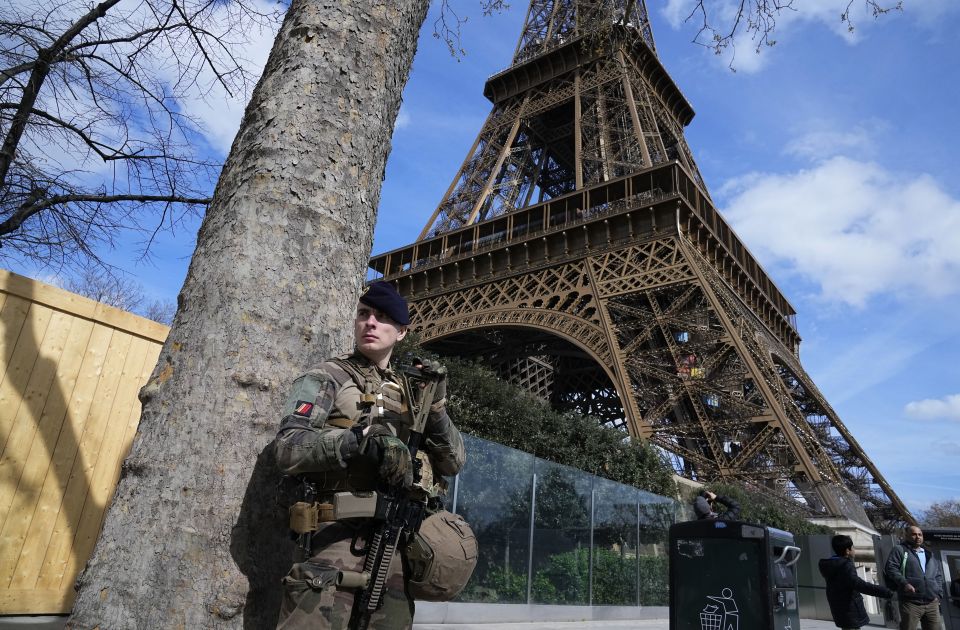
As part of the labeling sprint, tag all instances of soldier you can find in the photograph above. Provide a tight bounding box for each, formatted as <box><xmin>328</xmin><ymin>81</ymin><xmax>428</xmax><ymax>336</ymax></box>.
<box><xmin>275</xmin><ymin>281</ymin><xmax>466</xmax><ymax>629</ymax></box>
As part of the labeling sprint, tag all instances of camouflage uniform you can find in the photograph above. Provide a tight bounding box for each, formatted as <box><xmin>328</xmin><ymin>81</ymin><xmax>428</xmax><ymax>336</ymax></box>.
<box><xmin>275</xmin><ymin>351</ymin><xmax>465</xmax><ymax>630</ymax></box>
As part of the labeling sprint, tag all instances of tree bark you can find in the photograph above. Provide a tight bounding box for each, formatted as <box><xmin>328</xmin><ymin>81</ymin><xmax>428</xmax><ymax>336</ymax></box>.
<box><xmin>67</xmin><ymin>1</ymin><xmax>430</xmax><ymax>627</ymax></box>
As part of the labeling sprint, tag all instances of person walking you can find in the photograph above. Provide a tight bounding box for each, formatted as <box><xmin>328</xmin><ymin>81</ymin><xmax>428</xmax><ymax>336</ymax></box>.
<box><xmin>819</xmin><ymin>534</ymin><xmax>893</xmax><ymax>629</ymax></box>
<box><xmin>884</xmin><ymin>525</ymin><xmax>945</xmax><ymax>630</ymax></box>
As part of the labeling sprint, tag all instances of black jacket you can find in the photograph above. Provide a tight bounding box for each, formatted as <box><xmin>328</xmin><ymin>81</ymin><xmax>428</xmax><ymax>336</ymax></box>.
<box><xmin>884</xmin><ymin>543</ymin><xmax>945</xmax><ymax>603</ymax></box>
<box><xmin>819</xmin><ymin>556</ymin><xmax>893</xmax><ymax>629</ymax></box>
<box><xmin>693</xmin><ymin>494</ymin><xmax>741</xmax><ymax>520</ymax></box>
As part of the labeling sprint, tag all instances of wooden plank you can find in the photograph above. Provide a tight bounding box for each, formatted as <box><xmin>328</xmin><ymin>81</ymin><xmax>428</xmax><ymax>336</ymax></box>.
<box><xmin>17</xmin><ymin>323</ymin><xmax>111</xmax><ymax>600</ymax></box>
<box><xmin>0</xmin><ymin>587</ymin><xmax>73</xmax><ymax>615</ymax></box>
<box><xmin>91</xmin><ymin>337</ymin><xmax>160</xmax><ymax>556</ymax></box>
<box><xmin>34</xmin><ymin>330</ymin><xmax>132</xmax><ymax>592</ymax></box>
<box><xmin>64</xmin><ymin>334</ymin><xmax>152</xmax><ymax>586</ymax></box>
<box><xmin>0</xmin><ymin>270</ymin><xmax>169</xmax><ymax>343</ymax></box>
<box><xmin>3</xmin><ymin>317</ymin><xmax>95</xmax><ymax>590</ymax></box>
<box><xmin>0</xmin><ymin>303</ymin><xmax>52</xmax><ymax>451</ymax></box>
<box><xmin>0</xmin><ymin>293</ymin><xmax>30</xmax><ymax>385</ymax></box>
<box><xmin>8</xmin><ymin>324</ymin><xmax>113</xmax><ymax>613</ymax></box>
<box><xmin>0</xmin><ymin>308</ymin><xmax>72</xmax><ymax>533</ymax></box>
<box><xmin>113</xmin><ymin>338</ymin><xmax>160</xmax><ymax>489</ymax></box>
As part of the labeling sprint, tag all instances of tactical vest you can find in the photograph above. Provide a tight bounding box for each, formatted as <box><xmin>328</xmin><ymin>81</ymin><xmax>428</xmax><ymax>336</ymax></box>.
<box><xmin>306</xmin><ymin>353</ymin><xmax>413</xmax><ymax>492</ymax></box>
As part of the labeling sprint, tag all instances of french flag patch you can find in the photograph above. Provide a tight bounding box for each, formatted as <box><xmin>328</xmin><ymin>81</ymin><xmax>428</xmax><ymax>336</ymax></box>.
<box><xmin>294</xmin><ymin>401</ymin><xmax>314</xmax><ymax>417</ymax></box>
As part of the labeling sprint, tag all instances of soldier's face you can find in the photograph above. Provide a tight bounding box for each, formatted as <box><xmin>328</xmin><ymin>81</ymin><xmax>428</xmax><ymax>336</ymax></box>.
<box><xmin>354</xmin><ymin>305</ymin><xmax>407</xmax><ymax>361</ymax></box>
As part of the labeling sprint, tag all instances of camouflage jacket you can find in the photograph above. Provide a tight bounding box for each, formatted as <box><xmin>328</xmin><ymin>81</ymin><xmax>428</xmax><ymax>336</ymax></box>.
<box><xmin>275</xmin><ymin>352</ymin><xmax>465</xmax><ymax>490</ymax></box>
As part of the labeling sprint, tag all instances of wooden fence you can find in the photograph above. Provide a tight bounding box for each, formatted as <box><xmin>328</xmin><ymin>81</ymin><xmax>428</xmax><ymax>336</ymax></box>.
<box><xmin>0</xmin><ymin>270</ymin><xmax>169</xmax><ymax>614</ymax></box>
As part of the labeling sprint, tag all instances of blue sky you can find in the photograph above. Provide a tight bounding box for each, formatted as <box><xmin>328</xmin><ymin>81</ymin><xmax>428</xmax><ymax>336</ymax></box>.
<box><xmin>5</xmin><ymin>0</ymin><xmax>958</xmax><ymax>515</ymax></box>
<box><xmin>378</xmin><ymin>1</ymin><xmax>960</xmax><ymax>516</ymax></box>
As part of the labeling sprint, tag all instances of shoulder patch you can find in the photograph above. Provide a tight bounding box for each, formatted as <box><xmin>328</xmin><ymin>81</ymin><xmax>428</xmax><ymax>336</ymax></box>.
<box><xmin>293</xmin><ymin>401</ymin><xmax>314</xmax><ymax>417</ymax></box>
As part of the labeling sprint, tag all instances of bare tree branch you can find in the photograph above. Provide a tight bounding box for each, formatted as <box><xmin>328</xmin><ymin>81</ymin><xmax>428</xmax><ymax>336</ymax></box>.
<box><xmin>0</xmin><ymin>0</ymin><xmax>124</xmax><ymax>186</ymax></box>
<box><xmin>681</xmin><ymin>0</ymin><xmax>902</xmax><ymax>65</ymax></box>
<box><xmin>0</xmin><ymin>0</ymin><xmax>281</xmax><ymax>269</ymax></box>
<box><xmin>0</xmin><ymin>191</ymin><xmax>210</xmax><ymax>237</ymax></box>
<box><xmin>434</xmin><ymin>0</ymin><xmax>509</xmax><ymax>59</ymax></box>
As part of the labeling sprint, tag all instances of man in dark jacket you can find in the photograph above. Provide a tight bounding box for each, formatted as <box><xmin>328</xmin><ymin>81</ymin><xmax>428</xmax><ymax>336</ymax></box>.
<box><xmin>884</xmin><ymin>526</ymin><xmax>945</xmax><ymax>630</ymax></box>
<box><xmin>819</xmin><ymin>535</ymin><xmax>893</xmax><ymax>629</ymax></box>
<box><xmin>693</xmin><ymin>490</ymin><xmax>741</xmax><ymax>520</ymax></box>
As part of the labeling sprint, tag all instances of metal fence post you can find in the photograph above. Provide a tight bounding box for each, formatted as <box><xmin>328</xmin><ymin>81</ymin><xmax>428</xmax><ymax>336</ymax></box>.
<box><xmin>451</xmin><ymin>472</ymin><xmax>460</xmax><ymax>514</ymax></box>
<box><xmin>636</xmin><ymin>500</ymin><xmax>642</xmax><ymax>607</ymax></box>
<box><xmin>527</xmin><ymin>471</ymin><xmax>538</xmax><ymax>605</ymax></box>
<box><xmin>589</xmin><ymin>485</ymin><xmax>596</xmax><ymax>606</ymax></box>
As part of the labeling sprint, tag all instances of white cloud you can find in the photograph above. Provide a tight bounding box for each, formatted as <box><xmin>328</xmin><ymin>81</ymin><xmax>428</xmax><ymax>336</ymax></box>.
<box><xmin>809</xmin><ymin>324</ymin><xmax>927</xmax><ymax>404</ymax></box>
<box><xmin>908</xmin><ymin>0</ymin><xmax>960</xmax><ymax>29</ymax></box>
<box><xmin>938</xmin><ymin>441</ymin><xmax>960</xmax><ymax>456</ymax></box>
<box><xmin>394</xmin><ymin>107</ymin><xmax>412</xmax><ymax>131</ymax></box>
<box><xmin>720</xmin><ymin>35</ymin><xmax>772</xmax><ymax>74</ymax></box>
<box><xmin>661</xmin><ymin>0</ymin><xmax>692</xmax><ymax>29</ymax></box>
<box><xmin>656</xmin><ymin>0</ymin><xmax>915</xmax><ymax>73</ymax></box>
<box><xmin>784</xmin><ymin>124</ymin><xmax>878</xmax><ymax>160</ymax></box>
<box><xmin>719</xmin><ymin>156</ymin><xmax>960</xmax><ymax>306</ymax></box>
<box><xmin>155</xmin><ymin>0</ymin><xmax>281</xmax><ymax>156</ymax></box>
<box><xmin>904</xmin><ymin>394</ymin><xmax>960</xmax><ymax>421</ymax></box>
<box><xmin>657</xmin><ymin>0</ymin><xmax>778</xmax><ymax>73</ymax></box>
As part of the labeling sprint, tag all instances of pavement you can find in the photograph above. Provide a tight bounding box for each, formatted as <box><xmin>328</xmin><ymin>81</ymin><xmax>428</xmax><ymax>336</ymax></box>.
<box><xmin>413</xmin><ymin>619</ymin><xmax>840</xmax><ymax>630</ymax></box>
<box><xmin>413</xmin><ymin>619</ymin><xmax>837</xmax><ymax>630</ymax></box>
<box><xmin>0</xmin><ymin>615</ymin><xmax>845</xmax><ymax>629</ymax></box>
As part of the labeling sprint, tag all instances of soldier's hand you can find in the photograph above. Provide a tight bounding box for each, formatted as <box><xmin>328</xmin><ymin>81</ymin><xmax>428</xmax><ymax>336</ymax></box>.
<box><xmin>413</xmin><ymin>358</ymin><xmax>447</xmax><ymax>411</ymax></box>
<box><xmin>431</xmin><ymin>367</ymin><xmax>447</xmax><ymax>408</ymax></box>
<box><xmin>365</xmin><ymin>433</ymin><xmax>413</xmax><ymax>487</ymax></box>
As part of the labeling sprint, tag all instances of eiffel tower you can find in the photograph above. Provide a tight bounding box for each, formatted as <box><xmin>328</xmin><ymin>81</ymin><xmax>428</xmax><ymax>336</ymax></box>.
<box><xmin>369</xmin><ymin>0</ymin><xmax>911</xmax><ymax>528</ymax></box>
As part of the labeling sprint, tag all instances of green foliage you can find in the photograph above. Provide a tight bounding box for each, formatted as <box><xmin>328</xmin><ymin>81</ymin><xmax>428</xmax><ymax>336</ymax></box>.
<box><xmin>638</xmin><ymin>555</ymin><xmax>669</xmax><ymax>605</ymax></box>
<box><xmin>533</xmin><ymin>546</ymin><xmax>589</xmax><ymax>604</ymax></box>
<box><xmin>462</xmin><ymin>548</ymin><xmax>669</xmax><ymax>605</ymax></box>
<box><xmin>401</xmin><ymin>345</ymin><xmax>676</xmax><ymax>497</ymax></box>
<box><xmin>460</xmin><ymin>566</ymin><xmax>528</xmax><ymax>603</ymax></box>
<box><xmin>395</xmin><ymin>337</ymin><xmax>679</xmax><ymax>605</ymax></box>
<box><xmin>706</xmin><ymin>482</ymin><xmax>833</xmax><ymax>535</ymax></box>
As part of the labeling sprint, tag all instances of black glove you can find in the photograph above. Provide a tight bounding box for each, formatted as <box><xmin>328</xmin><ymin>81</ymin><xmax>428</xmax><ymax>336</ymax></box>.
<box><xmin>338</xmin><ymin>426</ymin><xmax>361</xmax><ymax>462</ymax></box>
<box><xmin>413</xmin><ymin>358</ymin><xmax>447</xmax><ymax>411</ymax></box>
<box><xmin>361</xmin><ymin>425</ymin><xmax>413</xmax><ymax>487</ymax></box>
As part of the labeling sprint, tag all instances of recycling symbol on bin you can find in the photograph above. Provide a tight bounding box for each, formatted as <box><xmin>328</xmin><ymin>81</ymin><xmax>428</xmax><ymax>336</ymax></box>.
<box><xmin>699</xmin><ymin>588</ymin><xmax>739</xmax><ymax>630</ymax></box>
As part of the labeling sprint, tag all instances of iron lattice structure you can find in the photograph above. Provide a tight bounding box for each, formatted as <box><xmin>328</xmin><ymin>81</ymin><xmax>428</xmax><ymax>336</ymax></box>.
<box><xmin>370</xmin><ymin>0</ymin><xmax>911</xmax><ymax>529</ymax></box>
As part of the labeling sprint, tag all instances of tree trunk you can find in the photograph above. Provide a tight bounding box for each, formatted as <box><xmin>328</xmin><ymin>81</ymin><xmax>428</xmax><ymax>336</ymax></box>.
<box><xmin>67</xmin><ymin>1</ymin><xmax>430</xmax><ymax>627</ymax></box>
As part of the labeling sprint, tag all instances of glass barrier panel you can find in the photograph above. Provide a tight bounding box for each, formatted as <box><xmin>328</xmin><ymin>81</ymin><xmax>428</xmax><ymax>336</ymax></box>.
<box><xmin>638</xmin><ymin>490</ymin><xmax>676</xmax><ymax>605</ymax></box>
<box><xmin>455</xmin><ymin>435</ymin><xmax>535</xmax><ymax>603</ymax></box>
<box><xmin>591</xmin><ymin>478</ymin><xmax>640</xmax><ymax>605</ymax></box>
<box><xmin>530</xmin><ymin>459</ymin><xmax>593</xmax><ymax>605</ymax></box>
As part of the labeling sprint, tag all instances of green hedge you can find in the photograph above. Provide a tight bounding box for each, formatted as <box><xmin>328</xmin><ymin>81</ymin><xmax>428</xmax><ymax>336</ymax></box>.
<box><xmin>704</xmin><ymin>482</ymin><xmax>833</xmax><ymax>535</ymax></box>
<box><xmin>392</xmin><ymin>338</ymin><xmax>676</xmax><ymax>498</ymax></box>
<box><xmin>459</xmin><ymin>548</ymin><xmax>669</xmax><ymax>606</ymax></box>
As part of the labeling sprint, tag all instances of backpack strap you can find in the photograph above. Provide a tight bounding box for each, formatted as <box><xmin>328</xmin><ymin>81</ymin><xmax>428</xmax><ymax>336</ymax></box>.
<box><xmin>327</xmin><ymin>356</ymin><xmax>377</xmax><ymax>428</ymax></box>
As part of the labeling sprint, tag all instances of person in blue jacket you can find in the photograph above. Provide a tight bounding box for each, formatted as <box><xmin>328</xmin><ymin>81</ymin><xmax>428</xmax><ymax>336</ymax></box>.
<box><xmin>819</xmin><ymin>535</ymin><xmax>893</xmax><ymax>629</ymax></box>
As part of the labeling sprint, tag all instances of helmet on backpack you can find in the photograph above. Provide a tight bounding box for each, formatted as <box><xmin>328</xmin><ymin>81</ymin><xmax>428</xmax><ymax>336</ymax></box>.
<box><xmin>405</xmin><ymin>510</ymin><xmax>478</xmax><ymax>601</ymax></box>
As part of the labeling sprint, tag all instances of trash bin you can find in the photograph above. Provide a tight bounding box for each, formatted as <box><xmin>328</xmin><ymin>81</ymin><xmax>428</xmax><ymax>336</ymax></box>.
<box><xmin>670</xmin><ymin>519</ymin><xmax>802</xmax><ymax>630</ymax></box>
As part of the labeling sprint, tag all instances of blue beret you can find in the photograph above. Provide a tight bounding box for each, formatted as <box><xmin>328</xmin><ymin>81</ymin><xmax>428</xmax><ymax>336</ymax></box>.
<box><xmin>360</xmin><ymin>281</ymin><xmax>410</xmax><ymax>326</ymax></box>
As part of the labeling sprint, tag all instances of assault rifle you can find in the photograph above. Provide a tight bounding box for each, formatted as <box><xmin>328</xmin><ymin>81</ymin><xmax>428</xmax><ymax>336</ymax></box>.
<box><xmin>344</xmin><ymin>360</ymin><xmax>446</xmax><ymax>630</ymax></box>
